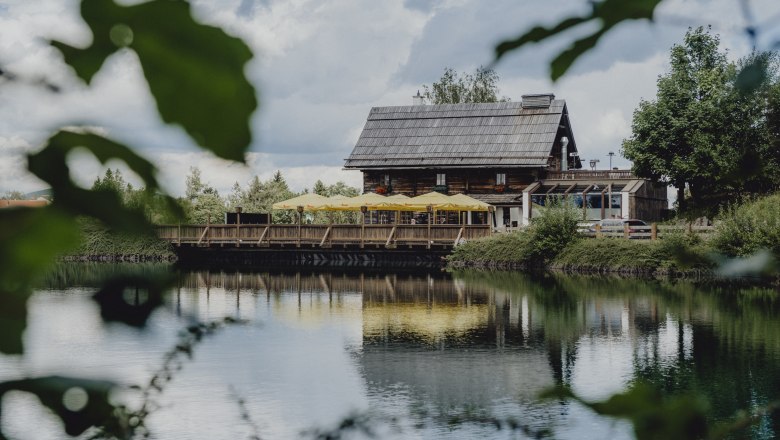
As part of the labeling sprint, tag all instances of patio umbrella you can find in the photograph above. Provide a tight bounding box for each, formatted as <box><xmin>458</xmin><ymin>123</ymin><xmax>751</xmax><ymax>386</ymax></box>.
<box><xmin>330</xmin><ymin>192</ymin><xmax>389</xmax><ymax>210</ymax></box>
<box><xmin>271</xmin><ymin>193</ymin><xmax>329</xmax><ymax>210</ymax></box>
<box><xmin>449</xmin><ymin>193</ymin><xmax>491</xmax><ymax>211</ymax></box>
<box><xmin>395</xmin><ymin>191</ymin><xmax>459</xmax><ymax>211</ymax></box>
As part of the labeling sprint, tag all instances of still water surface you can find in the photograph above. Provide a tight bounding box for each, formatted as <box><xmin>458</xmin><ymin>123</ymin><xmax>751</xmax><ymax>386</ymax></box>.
<box><xmin>2</xmin><ymin>264</ymin><xmax>780</xmax><ymax>439</ymax></box>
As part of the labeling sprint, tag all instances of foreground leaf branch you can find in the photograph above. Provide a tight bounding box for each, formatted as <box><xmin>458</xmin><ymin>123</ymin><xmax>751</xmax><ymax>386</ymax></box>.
<box><xmin>51</xmin><ymin>0</ymin><xmax>257</xmax><ymax>161</ymax></box>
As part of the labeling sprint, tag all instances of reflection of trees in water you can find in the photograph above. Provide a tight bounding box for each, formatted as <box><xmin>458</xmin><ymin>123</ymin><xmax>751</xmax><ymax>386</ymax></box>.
<box><xmin>458</xmin><ymin>270</ymin><xmax>780</xmax><ymax>436</ymax></box>
<box><xmin>43</xmin><ymin>264</ymin><xmax>780</xmax><ymax>435</ymax></box>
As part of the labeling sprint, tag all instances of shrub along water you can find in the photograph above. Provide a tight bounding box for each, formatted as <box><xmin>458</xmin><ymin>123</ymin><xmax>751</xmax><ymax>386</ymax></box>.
<box><xmin>711</xmin><ymin>193</ymin><xmax>780</xmax><ymax>258</ymax></box>
<box><xmin>448</xmin><ymin>201</ymin><xmax>581</xmax><ymax>268</ymax></box>
<box><xmin>66</xmin><ymin>218</ymin><xmax>175</xmax><ymax>262</ymax></box>
<box><xmin>449</xmin><ymin>203</ymin><xmax>716</xmax><ymax>274</ymax></box>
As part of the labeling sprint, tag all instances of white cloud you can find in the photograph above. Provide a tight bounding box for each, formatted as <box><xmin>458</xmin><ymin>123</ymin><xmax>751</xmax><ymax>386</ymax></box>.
<box><xmin>1</xmin><ymin>0</ymin><xmax>778</xmax><ymax>196</ymax></box>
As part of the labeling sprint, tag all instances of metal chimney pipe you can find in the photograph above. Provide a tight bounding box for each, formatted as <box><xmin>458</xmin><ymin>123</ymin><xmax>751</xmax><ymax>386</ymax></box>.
<box><xmin>412</xmin><ymin>90</ymin><xmax>424</xmax><ymax>105</ymax></box>
<box><xmin>561</xmin><ymin>136</ymin><xmax>569</xmax><ymax>171</ymax></box>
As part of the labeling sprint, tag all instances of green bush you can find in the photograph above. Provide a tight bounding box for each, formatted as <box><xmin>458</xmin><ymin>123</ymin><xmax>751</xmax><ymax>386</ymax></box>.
<box><xmin>70</xmin><ymin>218</ymin><xmax>175</xmax><ymax>259</ymax></box>
<box><xmin>526</xmin><ymin>201</ymin><xmax>581</xmax><ymax>261</ymax></box>
<box><xmin>448</xmin><ymin>202</ymin><xmax>580</xmax><ymax>267</ymax></box>
<box><xmin>712</xmin><ymin>193</ymin><xmax>780</xmax><ymax>257</ymax></box>
<box><xmin>553</xmin><ymin>239</ymin><xmax>663</xmax><ymax>272</ymax></box>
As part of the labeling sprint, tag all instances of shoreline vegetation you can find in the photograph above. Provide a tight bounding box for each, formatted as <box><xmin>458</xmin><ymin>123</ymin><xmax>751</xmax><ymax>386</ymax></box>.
<box><xmin>63</xmin><ymin>218</ymin><xmax>176</xmax><ymax>263</ymax></box>
<box><xmin>447</xmin><ymin>194</ymin><xmax>780</xmax><ymax>280</ymax></box>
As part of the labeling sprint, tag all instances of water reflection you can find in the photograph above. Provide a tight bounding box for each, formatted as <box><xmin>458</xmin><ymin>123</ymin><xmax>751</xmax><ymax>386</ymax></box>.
<box><xmin>9</xmin><ymin>265</ymin><xmax>780</xmax><ymax>439</ymax></box>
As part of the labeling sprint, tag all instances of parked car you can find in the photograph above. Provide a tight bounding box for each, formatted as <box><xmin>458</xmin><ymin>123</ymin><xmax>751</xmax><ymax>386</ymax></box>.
<box><xmin>589</xmin><ymin>219</ymin><xmax>649</xmax><ymax>238</ymax></box>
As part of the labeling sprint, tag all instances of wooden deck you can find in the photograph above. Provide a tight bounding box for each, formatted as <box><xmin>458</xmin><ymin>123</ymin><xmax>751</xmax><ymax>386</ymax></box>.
<box><xmin>156</xmin><ymin>224</ymin><xmax>492</xmax><ymax>250</ymax></box>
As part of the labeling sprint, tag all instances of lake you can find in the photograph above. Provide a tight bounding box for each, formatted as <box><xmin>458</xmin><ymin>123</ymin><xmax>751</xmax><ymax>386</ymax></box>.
<box><xmin>2</xmin><ymin>264</ymin><xmax>779</xmax><ymax>439</ymax></box>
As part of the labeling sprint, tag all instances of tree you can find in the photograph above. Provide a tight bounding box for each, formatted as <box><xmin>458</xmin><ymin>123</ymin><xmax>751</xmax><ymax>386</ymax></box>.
<box><xmin>422</xmin><ymin>66</ymin><xmax>508</xmax><ymax>104</ymax></box>
<box><xmin>184</xmin><ymin>167</ymin><xmax>205</xmax><ymax>202</ymax></box>
<box><xmin>1</xmin><ymin>190</ymin><xmax>25</xmax><ymax>200</ymax></box>
<box><xmin>621</xmin><ymin>27</ymin><xmax>779</xmax><ymax>215</ymax></box>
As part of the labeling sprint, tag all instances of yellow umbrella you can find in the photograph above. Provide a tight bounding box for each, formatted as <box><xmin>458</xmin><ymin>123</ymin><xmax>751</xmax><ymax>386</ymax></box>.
<box><xmin>393</xmin><ymin>191</ymin><xmax>459</xmax><ymax>211</ymax></box>
<box><xmin>271</xmin><ymin>193</ymin><xmax>329</xmax><ymax>210</ymax></box>
<box><xmin>332</xmin><ymin>192</ymin><xmax>389</xmax><ymax>211</ymax></box>
<box><xmin>387</xmin><ymin>194</ymin><xmax>409</xmax><ymax>199</ymax></box>
<box><xmin>449</xmin><ymin>193</ymin><xmax>491</xmax><ymax>211</ymax></box>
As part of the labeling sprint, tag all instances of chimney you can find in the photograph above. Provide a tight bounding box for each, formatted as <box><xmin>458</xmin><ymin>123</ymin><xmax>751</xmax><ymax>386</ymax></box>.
<box><xmin>521</xmin><ymin>93</ymin><xmax>555</xmax><ymax>109</ymax></box>
<box><xmin>560</xmin><ymin>137</ymin><xmax>569</xmax><ymax>171</ymax></box>
<box><xmin>412</xmin><ymin>90</ymin><xmax>424</xmax><ymax>106</ymax></box>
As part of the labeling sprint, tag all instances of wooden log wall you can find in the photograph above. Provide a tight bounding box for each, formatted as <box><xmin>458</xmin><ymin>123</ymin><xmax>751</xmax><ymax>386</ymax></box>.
<box><xmin>363</xmin><ymin>169</ymin><xmax>537</xmax><ymax>195</ymax></box>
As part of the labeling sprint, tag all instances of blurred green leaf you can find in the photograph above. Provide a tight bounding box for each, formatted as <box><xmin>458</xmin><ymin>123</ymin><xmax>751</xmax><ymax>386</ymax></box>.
<box><xmin>93</xmin><ymin>274</ymin><xmax>171</xmax><ymax>327</ymax></box>
<box><xmin>495</xmin><ymin>0</ymin><xmax>662</xmax><ymax>81</ymax></box>
<box><xmin>542</xmin><ymin>383</ymin><xmax>709</xmax><ymax>440</ymax></box>
<box><xmin>0</xmin><ymin>208</ymin><xmax>80</xmax><ymax>354</ymax></box>
<box><xmin>735</xmin><ymin>52</ymin><xmax>773</xmax><ymax>95</ymax></box>
<box><xmin>51</xmin><ymin>0</ymin><xmax>257</xmax><ymax>161</ymax></box>
<box><xmin>28</xmin><ymin>130</ymin><xmax>182</xmax><ymax>233</ymax></box>
<box><xmin>0</xmin><ymin>376</ymin><xmax>120</xmax><ymax>438</ymax></box>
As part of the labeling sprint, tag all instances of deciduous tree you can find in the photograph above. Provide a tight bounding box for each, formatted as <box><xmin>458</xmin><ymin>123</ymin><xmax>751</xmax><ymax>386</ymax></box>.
<box><xmin>621</xmin><ymin>27</ymin><xmax>779</xmax><ymax>215</ymax></box>
<box><xmin>422</xmin><ymin>66</ymin><xmax>508</xmax><ymax>104</ymax></box>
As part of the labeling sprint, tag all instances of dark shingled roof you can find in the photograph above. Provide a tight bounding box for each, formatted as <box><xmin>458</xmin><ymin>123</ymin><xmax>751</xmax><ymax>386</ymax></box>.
<box><xmin>344</xmin><ymin>100</ymin><xmax>577</xmax><ymax>169</ymax></box>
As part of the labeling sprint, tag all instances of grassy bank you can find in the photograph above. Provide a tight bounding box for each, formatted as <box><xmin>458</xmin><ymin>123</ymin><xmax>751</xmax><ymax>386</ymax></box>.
<box><xmin>63</xmin><ymin>218</ymin><xmax>176</xmax><ymax>262</ymax></box>
<box><xmin>448</xmin><ymin>194</ymin><xmax>780</xmax><ymax>276</ymax></box>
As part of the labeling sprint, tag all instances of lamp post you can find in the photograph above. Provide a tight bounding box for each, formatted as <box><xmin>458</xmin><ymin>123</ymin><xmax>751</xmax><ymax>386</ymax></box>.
<box><xmin>608</xmin><ymin>152</ymin><xmax>615</xmax><ymax>170</ymax></box>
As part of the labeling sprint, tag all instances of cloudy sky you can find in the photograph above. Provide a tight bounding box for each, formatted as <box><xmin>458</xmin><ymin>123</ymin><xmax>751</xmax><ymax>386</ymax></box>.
<box><xmin>1</xmin><ymin>0</ymin><xmax>779</xmax><ymax>196</ymax></box>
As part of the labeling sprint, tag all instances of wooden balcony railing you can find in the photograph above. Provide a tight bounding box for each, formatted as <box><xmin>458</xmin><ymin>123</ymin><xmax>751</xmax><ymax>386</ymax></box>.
<box><xmin>156</xmin><ymin>224</ymin><xmax>492</xmax><ymax>249</ymax></box>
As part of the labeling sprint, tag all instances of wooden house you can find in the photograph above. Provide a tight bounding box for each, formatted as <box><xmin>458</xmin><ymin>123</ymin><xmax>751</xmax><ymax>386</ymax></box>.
<box><xmin>345</xmin><ymin>94</ymin><xmax>666</xmax><ymax>226</ymax></box>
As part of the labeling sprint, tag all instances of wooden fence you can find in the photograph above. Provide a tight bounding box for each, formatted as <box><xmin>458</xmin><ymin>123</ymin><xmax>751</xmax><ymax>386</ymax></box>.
<box><xmin>156</xmin><ymin>224</ymin><xmax>492</xmax><ymax>249</ymax></box>
<box><xmin>576</xmin><ymin>223</ymin><xmax>715</xmax><ymax>240</ymax></box>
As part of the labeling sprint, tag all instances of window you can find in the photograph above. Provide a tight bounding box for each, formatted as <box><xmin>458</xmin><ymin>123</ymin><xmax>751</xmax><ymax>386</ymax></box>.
<box><xmin>496</xmin><ymin>173</ymin><xmax>506</xmax><ymax>185</ymax></box>
<box><xmin>383</xmin><ymin>174</ymin><xmax>390</xmax><ymax>187</ymax></box>
<box><xmin>436</xmin><ymin>173</ymin><xmax>446</xmax><ymax>185</ymax></box>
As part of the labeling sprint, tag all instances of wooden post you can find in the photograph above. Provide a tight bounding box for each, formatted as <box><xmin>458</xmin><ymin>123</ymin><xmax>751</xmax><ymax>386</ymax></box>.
<box><xmin>427</xmin><ymin>205</ymin><xmax>432</xmax><ymax>249</ymax></box>
<box><xmin>595</xmin><ymin>223</ymin><xmax>602</xmax><ymax>239</ymax></box>
<box><xmin>624</xmin><ymin>222</ymin><xmax>630</xmax><ymax>239</ymax></box>
<box><xmin>207</xmin><ymin>213</ymin><xmax>211</xmax><ymax>246</ymax></box>
<box><xmin>360</xmin><ymin>205</ymin><xmax>367</xmax><ymax>249</ymax></box>
<box><xmin>297</xmin><ymin>206</ymin><xmax>303</xmax><ymax>248</ymax></box>
<box><xmin>177</xmin><ymin>223</ymin><xmax>181</xmax><ymax>246</ymax></box>
<box><xmin>235</xmin><ymin>206</ymin><xmax>242</xmax><ymax>247</ymax></box>
<box><xmin>651</xmin><ymin>223</ymin><xmax>657</xmax><ymax>240</ymax></box>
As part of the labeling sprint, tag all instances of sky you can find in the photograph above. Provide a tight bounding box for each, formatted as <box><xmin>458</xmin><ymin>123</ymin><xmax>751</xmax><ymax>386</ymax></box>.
<box><xmin>1</xmin><ymin>0</ymin><xmax>780</xmax><ymax>197</ymax></box>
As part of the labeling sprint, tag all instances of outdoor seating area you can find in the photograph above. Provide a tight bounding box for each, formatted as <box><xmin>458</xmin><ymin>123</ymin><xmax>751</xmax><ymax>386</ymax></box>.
<box><xmin>271</xmin><ymin>191</ymin><xmax>493</xmax><ymax>225</ymax></box>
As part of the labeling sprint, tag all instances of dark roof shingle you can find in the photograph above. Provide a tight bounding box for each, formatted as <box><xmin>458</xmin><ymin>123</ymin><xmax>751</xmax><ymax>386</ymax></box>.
<box><xmin>345</xmin><ymin>101</ymin><xmax>576</xmax><ymax>169</ymax></box>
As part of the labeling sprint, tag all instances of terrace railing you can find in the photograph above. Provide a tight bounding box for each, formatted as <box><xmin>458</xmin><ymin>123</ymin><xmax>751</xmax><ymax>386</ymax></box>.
<box><xmin>156</xmin><ymin>224</ymin><xmax>492</xmax><ymax>249</ymax></box>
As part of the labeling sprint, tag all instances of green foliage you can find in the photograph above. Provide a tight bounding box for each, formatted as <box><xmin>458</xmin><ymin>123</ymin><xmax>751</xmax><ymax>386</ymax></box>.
<box><xmin>51</xmin><ymin>0</ymin><xmax>257</xmax><ymax>161</ymax></box>
<box><xmin>495</xmin><ymin>0</ymin><xmax>662</xmax><ymax>81</ymax></box>
<box><xmin>449</xmin><ymin>203</ymin><xmax>580</xmax><ymax>267</ymax></box>
<box><xmin>526</xmin><ymin>201</ymin><xmax>581</xmax><ymax>261</ymax></box>
<box><xmin>0</xmin><ymin>0</ymin><xmax>257</xmax><ymax>434</ymax></box>
<box><xmin>73</xmin><ymin>218</ymin><xmax>175</xmax><ymax>259</ymax></box>
<box><xmin>0</xmin><ymin>208</ymin><xmax>80</xmax><ymax>354</ymax></box>
<box><xmin>553</xmin><ymin>238</ymin><xmax>664</xmax><ymax>272</ymax></box>
<box><xmin>622</xmin><ymin>27</ymin><xmax>780</xmax><ymax>216</ymax></box>
<box><xmin>227</xmin><ymin>171</ymin><xmax>299</xmax><ymax>224</ymax></box>
<box><xmin>0</xmin><ymin>376</ymin><xmax>121</xmax><ymax>438</ymax></box>
<box><xmin>712</xmin><ymin>193</ymin><xmax>780</xmax><ymax>258</ymax></box>
<box><xmin>543</xmin><ymin>383</ymin><xmax>709</xmax><ymax>440</ymax></box>
<box><xmin>422</xmin><ymin>66</ymin><xmax>508</xmax><ymax>104</ymax></box>
<box><xmin>309</xmin><ymin>180</ymin><xmax>361</xmax><ymax>224</ymax></box>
